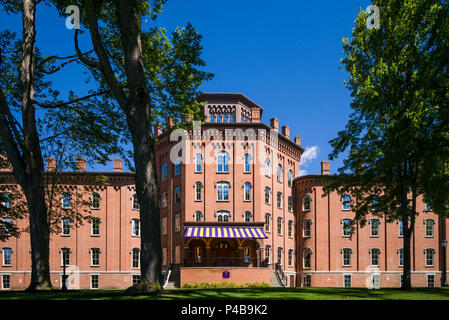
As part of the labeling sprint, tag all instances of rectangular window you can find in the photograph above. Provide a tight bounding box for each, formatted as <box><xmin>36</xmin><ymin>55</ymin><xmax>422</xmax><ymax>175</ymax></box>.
<box><xmin>2</xmin><ymin>274</ymin><xmax>10</xmax><ymax>289</ymax></box>
<box><xmin>265</xmin><ymin>214</ymin><xmax>271</xmax><ymax>233</ymax></box>
<box><xmin>161</xmin><ymin>192</ymin><xmax>168</xmax><ymax>208</ymax></box>
<box><xmin>195</xmin><ymin>154</ymin><xmax>202</xmax><ymax>173</ymax></box>
<box><xmin>174</xmin><ymin>186</ymin><xmax>181</xmax><ymax>204</ymax></box>
<box><xmin>288</xmin><ymin>221</ymin><xmax>293</xmax><ymax>238</ymax></box>
<box><xmin>61</xmin><ymin>249</ymin><xmax>70</xmax><ymax>266</ymax></box>
<box><xmin>342</xmin><ymin>219</ymin><xmax>351</xmax><ymax>237</ymax></box>
<box><xmin>132</xmin><ymin>219</ymin><xmax>140</xmax><ymax>237</ymax></box>
<box><xmin>425</xmin><ymin>220</ymin><xmax>434</xmax><ymax>237</ymax></box>
<box><xmin>303</xmin><ymin>220</ymin><xmax>311</xmax><ymax>237</ymax></box>
<box><xmin>90</xmin><ymin>275</ymin><xmax>99</xmax><ymax>289</ymax></box>
<box><xmin>277</xmin><ymin>248</ymin><xmax>283</xmax><ymax>265</ymax></box>
<box><xmin>344</xmin><ymin>275</ymin><xmax>352</xmax><ymax>288</ymax></box>
<box><xmin>174</xmin><ymin>161</ymin><xmax>181</xmax><ymax>176</ymax></box>
<box><xmin>265</xmin><ymin>246</ymin><xmax>271</xmax><ymax>265</ymax></box>
<box><xmin>398</xmin><ymin>220</ymin><xmax>404</xmax><ymax>237</ymax></box>
<box><xmin>426</xmin><ymin>249</ymin><xmax>434</xmax><ymax>266</ymax></box>
<box><xmin>342</xmin><ymin>249</ymin><xmax>351</xmax><ymax>266</ymax></box>
<box><xmin>91</xmin><ymin>218</ymin><xmax>100</xmax><ymax>236</ymax></box>
<box><xmin>277</xmin><ymin>218</ymin><xmax>283</xmax><ymax>236</ymax></box>
<box><xmin>427</xmin><ymin>275</ymin><xmax>435</xmax><ymax>288</ymax></box>
<box><xmin>371</xmin><ymin>219</ymin><xmax>379</xmax><ymax>237</ymax></box>
<box><xmin>132</xmin><ymin>275</ymin><xmax>141</xmax><ymax>286</ymax></box>
<box><xmin>62</xmin><ymin>218</ymin><xmax>71</xmax><ymax>236</ymax></box>
<box><xmin>2</xmin><ymin>248</ymin><xmax>12</xmax><ymax>266</ymax></box>
<box><xmin>371</xmin><ymin>249</ymin><xmax>380</xmax><ymax>266</ymax></box>
<box><xmin>288</xmin><ymin>196</ymin><xmax>293</xmax><ymax>212</ymax></box>
<box><xmin>162</xmin><ymin>164</ymin><xmax>168</xmax><ymax>181</ymax></box>
<box><xmin>398</xmin><ymin>248</ymin><xmax>404</xmax><ymax>266</ymax></box>
<box><xmin>265</xmin><ymin>187</ymin><xmax>271</xmax><ymax>204</ymax></box>
<box><xmin>303</xmin><ymin>275</ymin><xmax>311</xmax><ymax>287</ymax></box>
<box><xmin>91</xmin><ymin>249</ymin><xmax>100</xmax><ymax>266</ymax></box>
<box><xmin>277</xmin><ymin>192</ymin><xmax>283</xmax><ymax>209</ymax></box>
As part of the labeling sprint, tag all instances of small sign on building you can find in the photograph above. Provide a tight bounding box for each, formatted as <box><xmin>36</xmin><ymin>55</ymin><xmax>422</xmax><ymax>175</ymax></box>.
<box><xmin>222</xmin><ymin>270</ymin><xmax>230</xmax><ymax>279</ymax></box>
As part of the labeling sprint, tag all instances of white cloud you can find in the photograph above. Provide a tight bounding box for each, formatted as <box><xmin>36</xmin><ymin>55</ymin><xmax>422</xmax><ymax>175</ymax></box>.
<box><xmin>299</xmin><ymin>145</ymin><xmax>319</xmax><ymax>166</ymax></box>
<box><xmin>298</xmin><ymin>145</ymin><xmax>319</xmax><ymax>176</ymax></box>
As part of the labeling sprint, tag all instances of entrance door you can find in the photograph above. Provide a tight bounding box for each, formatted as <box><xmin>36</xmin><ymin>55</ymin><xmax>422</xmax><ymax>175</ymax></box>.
<box><xmin>216</xmin><ymin>241</ymin><xmax>233</xmax><ymax>266</ymax></box>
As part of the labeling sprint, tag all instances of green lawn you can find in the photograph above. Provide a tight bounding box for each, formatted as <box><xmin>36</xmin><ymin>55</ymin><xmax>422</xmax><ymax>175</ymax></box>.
<box><xmin>0</xmin><ymin>287</ymin><xmax>449</xmax><ymax>300</ymax></box>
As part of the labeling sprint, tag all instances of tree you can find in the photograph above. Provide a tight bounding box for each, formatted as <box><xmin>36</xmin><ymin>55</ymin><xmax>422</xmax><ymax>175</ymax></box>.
<box><xmin>0</xmin><ymin>0</ymin><xmax>128</xmax><ymax>290</ymax></box>
<box><xmin>323</xmin><ymin>0</ymin><xmax>449</xmax><ymax>289</ymax></box>
<box><xmin>52</xmin><ymin>0</ymin><xmax>213</xmax><ymax>290</ymax></box>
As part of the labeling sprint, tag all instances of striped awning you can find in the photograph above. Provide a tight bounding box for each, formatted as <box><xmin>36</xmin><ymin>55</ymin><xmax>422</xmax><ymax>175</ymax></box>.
<box><xmin>184</xmin><ymin>226</ymin><xmax>268</xmax><ymax>239</ymax></box>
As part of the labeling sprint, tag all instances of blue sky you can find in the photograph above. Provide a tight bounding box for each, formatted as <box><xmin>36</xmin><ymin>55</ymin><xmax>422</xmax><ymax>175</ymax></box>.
<box><xmin>1</xmin><ymin>0</ymin><xmax>373</xmax><ymax>175</ymax></box>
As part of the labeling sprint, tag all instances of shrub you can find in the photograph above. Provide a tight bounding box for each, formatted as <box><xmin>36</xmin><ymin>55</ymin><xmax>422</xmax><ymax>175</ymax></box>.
<box><xmin>182</xmin><ymin>281</ymin><xmax>271</xmax><ymax>289</ymax></box>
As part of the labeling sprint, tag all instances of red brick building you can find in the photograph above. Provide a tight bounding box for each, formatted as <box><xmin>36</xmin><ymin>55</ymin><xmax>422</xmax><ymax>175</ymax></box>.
<box><xmin>0</xmin><ymin>93</ymin><xmax>303</xmax><ymax>289</ymax></box>
<box><xmin>1</xmin><ymin>93</ymin><xmax>447</xmax><ymax>290</ymax></box>
<box><xmin>294</xmin><ymin>161</ymin><xmax>449</xmax><ymax>288</ymax></box>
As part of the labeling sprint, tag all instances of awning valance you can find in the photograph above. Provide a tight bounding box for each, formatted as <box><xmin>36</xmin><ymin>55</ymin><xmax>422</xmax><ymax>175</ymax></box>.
<box><xmin>184</xmin><ymin>226</ymin><xmax>268</xmax><ymax>239</ymax></box>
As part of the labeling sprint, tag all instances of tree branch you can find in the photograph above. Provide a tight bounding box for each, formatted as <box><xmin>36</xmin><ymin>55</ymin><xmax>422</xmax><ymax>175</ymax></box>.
<box><xmin>74</xmin><ymin>29</ymin><xmax>102</xmax><ymax>70</ymax></box>
<box><xmin>83</xmin><ymin>0</ymin><xmax>129</xmax><ymax>109</ymax></box>
<box><xmin>33</xmin><ymin>90</ymin><xmax>111</xmax><ymax>109</ymax></box>
<box><xmin>38</xmin><ymin>58</ymin><xmax>80</xmax><ymax>75</ymax></box>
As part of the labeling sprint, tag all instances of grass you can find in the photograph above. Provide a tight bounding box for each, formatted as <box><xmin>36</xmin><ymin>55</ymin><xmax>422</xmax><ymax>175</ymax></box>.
<box><xmin>0</xmin><ymin>287</ymin><xmax>449</xmax><ymax>300</ymax></box>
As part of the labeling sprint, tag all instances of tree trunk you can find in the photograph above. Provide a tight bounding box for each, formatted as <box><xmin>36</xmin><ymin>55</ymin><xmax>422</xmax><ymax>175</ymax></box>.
<box><xmin>23</xmin><ymin>181</ymin><xmax>52</xmax><ymax>291</ymax></box>
<box><xmin>131</xmin><ymin>122</ymin><xmax>162</xmax><ymax>286</ymax></box>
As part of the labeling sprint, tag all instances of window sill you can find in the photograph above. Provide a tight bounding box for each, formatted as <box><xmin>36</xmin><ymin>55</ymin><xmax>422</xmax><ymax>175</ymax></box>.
<box><xmin>90</xmin><ymin>234</ymin><xmax>100</xmax><ymax>237</ymax></box>
<box><xmin>216</xmin><ymin>172</ymin><xmax>229</xmax><ymax>174</ymax></box>
<box><xmin>342</xmin><ymin>265</ymin><xmax>351</xmax><ymax>268</ymax></box>
<box><xmin>425</xmin><ymin>265</ymin><xmax>435</xmax><ymax>268</ymax></box>
<box><xmin>217</xmin><ymin>200</ymin><xmax>230</xmax><ymax>202</ymax></box>
<box><xmin>303</xmin><ymin>235</ymin><xmax>311</xmax><ymax>238</ymax></box>
<box><xmin>370</xmin><ymin>235</ymin><xmax>380</xmax><ymax>238</ymax></box>
<box><xmin>90</xmin><ymin>265</ymin><xmax>100</xmax><ymax>268</ymax></box>
<box><xmin>61</xmin><ymin>234</ymin><xmax>71</xmax><ymax>237</ymax></box>
<box><xmin>90</xmin><ymin>208</ymin><xmax>100</xmax><ymax>210</ymax></box>
<box><xmin>243</xmin><ymin>171</ymin><xmax>251</xmax><ymax>174</ymax></box>
<box><xmin>425</xmin><ymin>236</ymin><xmax>434</xmax><ymax>238</ymax></box>
<box><xmin>2</xmin><ymin>265</ymin><xmax>11</xmax><ymax>267</ymax></box>
<box><xmin>132</xmin><ymin>209</ymin><xmax>140</xmax><ymax>211</ymax></box>
<box><xmin>131</xmin><ymin>235</ymin><xmax>140</xmax><ymax>238</ymax></box>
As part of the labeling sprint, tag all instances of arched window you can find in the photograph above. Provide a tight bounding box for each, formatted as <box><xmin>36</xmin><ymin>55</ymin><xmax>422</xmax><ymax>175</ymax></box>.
<box><xmin>303</xmin><ymin>248</ymin><xmax>312</xmax><ymax>269</ymax></box>
<box><xmin>217</xmin><ymin>182</ymin><xmax>230</xmax><ymax>201</ymax></box>
<box><xmin>288</xmin><ymin>170</ymin><xmax>293</xmax><ymax>187</ymax></box>
<box><xmin>210</xmin><ymin>114</ymin><xmax>215</xmax><ymax>122</ymax></box>
<box><xmin>217</xmin><ymin>114</ymin><xmax>222</xmax><ymax>123</ymax></box>
<box><xmin>264</xmin><ymin>158</ymin><xmax>271</xmax><ymax>177</ymax></box>
<box><xmin>342</xmin><ymin>195</ymin><xmax>351</xmax><ymax>210</ymax></box>
<box><xmin>277</xmin><ymin>164</ymin><xmax>283</xmax><ymax>183</ymax></box>
<box><xmin>303</xmin><ymin>195</ymin><xmax>311</xmax><ymax>211</ymax></box>
<box><xmin>195</xmin><ymin>154</ymin><xmax>202</xmax><ymax>173</ymax></box>
<box><xmin>244</xmin><ymin>154</ymin><xmax>251</xmax><ymax>173</ymax></box>
<box><xmin>217</xmin><ymin>210</ymin><xmax>230</xmax><ymax>222</ymax></box>
<box><xmin>244</xmin><ymin>247</ymin><xmax>251</xmax><ymax>263</ymax></box>
<box><xmin>277</xmin><ymin>217</ymin><xmax>283</xmax><ymax>235</ymax></box>
<box><xmin>223</xmin><ymin>115</ymin><xmax>228</xmax><ymax>123</ymax></box>
<box><xmin>131</xmin><ymin>219</ymin><xmax>140</xmax><ymax>237</ymax></box>
<box><xmin>91</xmin><ymin>218</ymin><xmax>101</xmax><ymax>236</ymax></box>
<box><xmin>244</xmin><ymin>182</ymin><xmax>251</xmax><ymax>201</ymax></box>
<box><xmin>132</xmin><ymin>194</ymin><xmax>139</xmax><ymax>210</ymax></box>
<box><xmin>62</xmin><ymin>218</ymin><xmax>71</xmax><ymax>236</ymax></box>
<box><xmin>161</xmin><ymin>163</ymin><xmax>168</xmax><ymax>181</ymax></box>
<box><xmin>91</xmin><ymin>192</ymin><xmax>101</xmax><ymax>209</ymax></box>
<box><xmin>277</xmin><ymin>192</ymin><xmax>283</xmax><ymax>209</ymax></box>
<box><xmin>195</xmin><ymin>182</ymin><xmax>202</xmax><ymax>201</ymax></box>
<box><xmin>288</xmin><ymin>220</ymin><xmax>293</xmax><ymax>238</ymax></box>
<box><xmin>61</xmin><ymin>193</ymin><xmax>71</xmax><ymax>209</ymax></box>
<box><xmin>132</xmin><ymin>248</ymin><xmax>140</xmax><ymax>268</ymax></box>
<box><xmin>217</xmin><ymin>151</ymin><xmax>229</xmax><ymax>173</ymax></box>
<box><xmin>342</xmin><ymin>219</ymin><xmax>351</xmax><ymax>237</ymax></box>
<box><xmin>425</xmin><ymin>248</ymin><xmax>435</xmax><ymax>266</ymax></box>
<box><xmin>277</xmin><ymin>247</ymin><xmax>283</xmax><ymax>265</ymax></box>
<box><xmin>229</xmin><ymin>114</ymin><xmax>234</xmax><ymax>123</ymax></box>
<box><xmin>244</xmin><ymin>211</ymin><xmax>252</xmax><ymax>222</ymax></box>
<box><xmin>195</xmin><ymin>211</ymin><xmax>203</xmax><ymax>222</ymax></box>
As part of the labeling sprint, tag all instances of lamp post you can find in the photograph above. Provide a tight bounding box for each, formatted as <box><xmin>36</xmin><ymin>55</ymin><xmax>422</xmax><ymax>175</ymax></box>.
<box><xmin>61</xmin><ymin>247</ymin><xmax>68</xmax><ymax>291</ymax></box>
<box><xmin>442</xmin><ymin>240</ymin><xmax>448</xmax><ymax>287</ymax></box>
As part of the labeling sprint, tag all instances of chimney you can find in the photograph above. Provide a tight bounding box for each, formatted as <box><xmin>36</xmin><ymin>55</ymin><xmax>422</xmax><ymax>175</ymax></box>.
<box><xmin>46</xmin><ymin>157</ymin><xmax>57</xmax><ymax>171</ymax></box>
<box><xmin>154</xmin><ymin>123</ymin><xmax>162</xmax><ymax>136</ymax></box>
<box><xmin>77</xmin><ymin>158</ymin><xmax>86</xmax><ymax>172</ymax></box>
<box><xmin>113</xmin><ymin>159</ymin><xmax>123</xmax><ymax>172</ymax></box>
<box><xmin>294</xmin><ymin>136</ymin><xmax>301</xmax><ymax>146</ymax></box>
<box><xmin>251</xmin><ymin>108</ymin><xmax>261</xmax><ymax>123</ymax></box>
<box><xmin>270</xmin><ymin>117</ymin><xmax>279</xmax><ymax>131</ymax></box>
<box><xmin>321</xmin><ymin>161</ymin><xmax>330</xmax><ymax>175</ymax></box>
<box><xmin>281</xmin><ymin>125</ymin><xmax>290</xmax><ymax>139</ymax></box>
